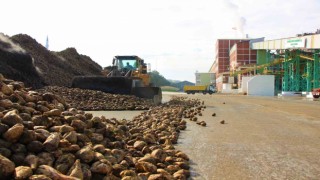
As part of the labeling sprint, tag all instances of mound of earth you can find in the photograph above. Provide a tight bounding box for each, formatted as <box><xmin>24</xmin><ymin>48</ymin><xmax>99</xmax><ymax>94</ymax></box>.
<box><xmin>11</xmin><ymin>34</ymin><xmax>103</xmax><ymax>87</ymax></box>
<box><xmin>55</xmin><ymin>47</ymin><xmax>102</xmax><ymax>76</ymax></box>
<box><xmin>0</xmin><ymin>33</ymin><xmax>45</xmax><ymax>89</ymax></box>
<box><xmin>0</xmin><ymin>33</ymin><xmax>103</xmax><ymax>88</ymax></box>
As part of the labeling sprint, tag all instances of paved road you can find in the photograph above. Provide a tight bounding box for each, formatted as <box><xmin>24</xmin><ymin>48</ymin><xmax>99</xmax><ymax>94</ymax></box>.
<box><xmin>174</xmin><ymin>94</ymin><xmax>320</xmax><ymax>180</ymax></box>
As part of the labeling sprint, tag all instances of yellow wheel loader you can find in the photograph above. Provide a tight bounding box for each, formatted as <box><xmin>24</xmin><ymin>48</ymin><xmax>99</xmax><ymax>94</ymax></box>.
<box><xmin>71</xmin><ymin>56</ymin><xmax>162</xmax><ymax>105</ymax></box>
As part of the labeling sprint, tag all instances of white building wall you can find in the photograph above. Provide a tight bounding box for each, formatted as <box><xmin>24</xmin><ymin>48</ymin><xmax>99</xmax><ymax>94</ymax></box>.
<box><xmin>222</xmin><ymin>83</ymin><xmax>232</xmax><ymax>93</ymax></box>
<box><xmin>240</xmin><ymin>76</ymin><xmax>252</xmax><ymax>93</ymax></box>
<box><xmin>247</xmin><ymin>75</ymin><xmax>275</xmax><ymax>96</ymax></box>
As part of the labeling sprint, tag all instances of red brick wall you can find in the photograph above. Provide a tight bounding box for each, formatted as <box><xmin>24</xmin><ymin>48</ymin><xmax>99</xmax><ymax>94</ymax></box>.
<box><xmin>229</xmin><ymin>41</ymin><xmax>257</xmax><ymax>71</ymax></box>
<box><xmin>215</xmin><ymin>39</ymin><xmax>245</xmax><ymax>74</ymax></box>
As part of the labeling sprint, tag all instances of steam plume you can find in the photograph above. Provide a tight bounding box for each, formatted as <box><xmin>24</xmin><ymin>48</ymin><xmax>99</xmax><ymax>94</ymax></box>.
<box><xmin>224</xmin><ymin>0</ymin><xmax>247</xmax><ymax>38</ymax></box>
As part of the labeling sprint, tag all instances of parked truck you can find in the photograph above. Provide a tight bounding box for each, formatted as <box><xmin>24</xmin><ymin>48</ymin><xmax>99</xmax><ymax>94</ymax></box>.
<box><xmin>183</xmin><ymin>84</ymin><xmax>216</xmax><ymax>95</ymax></box>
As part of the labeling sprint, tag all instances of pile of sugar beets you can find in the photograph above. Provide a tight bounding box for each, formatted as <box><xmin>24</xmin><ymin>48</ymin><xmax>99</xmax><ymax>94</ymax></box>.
<box><xmin>36</xmin><ymin>86</ymin><xmax>154</xmax><ymax>111</ymax></box>
<box><xmin>0</xmin><ymin>74</ymin><xmax>205</xmax><ymax>180</ymax></box>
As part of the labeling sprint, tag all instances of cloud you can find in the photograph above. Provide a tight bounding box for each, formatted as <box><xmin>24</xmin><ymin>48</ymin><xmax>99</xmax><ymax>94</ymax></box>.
<box><xmin>222</xmin><ymin>0</ymin><xmax>248</xmax><ymax>38</ymax></box>
<box><xmin>224</xmin><ymin>0</ymin><xmax>239</xmax><ymax>10</ymax></box>
<box><xmin>1</xmin><ymin>0</ymin><xmax>320</xmax><ymax>82</ymax></box>
<box><xmin>237</xmin><ymin>17</ymin><xmax>247</xmax><ymax>37</ymax></box>
<box><xmin>239</xmin><ymin>0</ymin><xmax>320</xmax><ymax>39</ymax></box>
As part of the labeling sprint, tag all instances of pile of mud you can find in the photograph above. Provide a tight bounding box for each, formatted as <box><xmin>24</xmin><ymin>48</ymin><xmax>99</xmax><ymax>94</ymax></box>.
<box><xmin>0</xmin><ymin>33</ymin><xmax>102</xmax><ymax>88</ymax></box>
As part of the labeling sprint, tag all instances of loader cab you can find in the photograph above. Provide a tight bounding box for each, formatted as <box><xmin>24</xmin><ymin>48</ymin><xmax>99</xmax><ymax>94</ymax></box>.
<box><xmin>113</xmin><ymin>56</ymin><xmax>139</xmax><ymax>71</ymax></box>
<box><xmin>111</xmin><ymin>55</ymin><xmax>150</xmax><ymax>86</ymax></box>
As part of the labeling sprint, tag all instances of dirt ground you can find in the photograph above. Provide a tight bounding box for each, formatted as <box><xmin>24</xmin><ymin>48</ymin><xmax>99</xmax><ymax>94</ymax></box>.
<box><xmin>173</xmin><ymin>93</ymin><xmax>320</xmax><ymax>180</ymax></box>
<box><xmin>89</xmin><ymin>93</ymin><xmax>320</xmax><ymax>180</ymax></box>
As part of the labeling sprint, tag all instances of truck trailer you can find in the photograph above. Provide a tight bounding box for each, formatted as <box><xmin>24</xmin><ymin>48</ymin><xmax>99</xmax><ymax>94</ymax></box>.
<box><xmin>183</xmin><ymin>85</ymin><xmax>216</xmax><ymax>94</ymax></box>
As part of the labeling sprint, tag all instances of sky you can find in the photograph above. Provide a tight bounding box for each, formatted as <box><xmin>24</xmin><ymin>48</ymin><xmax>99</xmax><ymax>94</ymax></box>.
<box><xmin>1</xmin><ymin>0</ymin><xmax>320</xmax><ymax>82</ymax></box>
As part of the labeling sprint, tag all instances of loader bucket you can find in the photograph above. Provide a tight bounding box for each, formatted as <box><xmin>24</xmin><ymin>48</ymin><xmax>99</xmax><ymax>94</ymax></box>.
<box><xmin>71</xmin><ymin>76</ymin><xmax>134</xmax><ymax>95</ymax></box>
<box><xmin>71</xmin><ymin>76</ymin><xmax>162</xmax><ymax>104</ymax></box>
<box><xmin>132</xmin><ymin>87</ymin><xmax>162</xmax><ymax>105</ymax></box>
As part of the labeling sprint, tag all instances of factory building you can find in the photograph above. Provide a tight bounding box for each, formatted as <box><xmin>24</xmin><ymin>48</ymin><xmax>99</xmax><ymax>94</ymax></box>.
<box><xmin>210</xmin><ymin>39</ymin><xmax>248</xmax><ymax>74</ymax></box>
<box><xmin>229</xmin><ymin>41</ymin><xmax>257</xmax><ymax>72</ymax></box>
<box><xmin>209</xmin><ymin>38</ymin><xmax>262</xmax><ymax>92</ymax></box>
<box><xmin>251</xmin><ymin>34</ymin><xmax>320</xmax><ymax>96</ymax></box>
<box><xmin>209</xmin><ymin>31</ymin><xmax>320</xmax><ymax>97</ymax></box>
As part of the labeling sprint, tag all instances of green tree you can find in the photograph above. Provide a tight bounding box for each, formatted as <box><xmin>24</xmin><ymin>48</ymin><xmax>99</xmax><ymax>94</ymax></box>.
<box><xmin>149</xmin><ymin>71</ymin><xmax>171</xmax><ymax>86</ymax></box>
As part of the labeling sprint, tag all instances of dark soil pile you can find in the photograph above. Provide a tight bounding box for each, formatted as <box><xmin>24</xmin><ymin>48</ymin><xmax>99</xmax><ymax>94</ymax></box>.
<box><xmin>0</xmin><ymin>33</ymin><xmax>45</xmax><ymax>89</ymax></box>
<box><xmin>55</xmin><ymin>48</ymin><xmax>102</xmax><ymax>76</ymax></box>
<box><xmin>11</xmin><ymin>34</ymin><xmax>103</xmax><ymax>87</ymax></box>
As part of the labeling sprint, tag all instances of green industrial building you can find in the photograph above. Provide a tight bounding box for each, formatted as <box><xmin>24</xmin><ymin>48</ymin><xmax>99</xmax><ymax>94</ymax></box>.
<box><xmin>251</xmin><ymin>34</ymin><xmax>320</xmax><ymax>94</ymax></box>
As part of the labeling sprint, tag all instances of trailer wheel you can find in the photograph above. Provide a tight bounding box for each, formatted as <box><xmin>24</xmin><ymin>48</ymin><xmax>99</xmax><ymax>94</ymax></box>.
<box><xmin>192</xmin><ymin>92</ymin><xmax>195</xmax><ymax>95</ymax></box>
<box><xmin>203</xmin><ymin>92</ymin><xmax>207</xmax><ymax>95</ymax></box>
